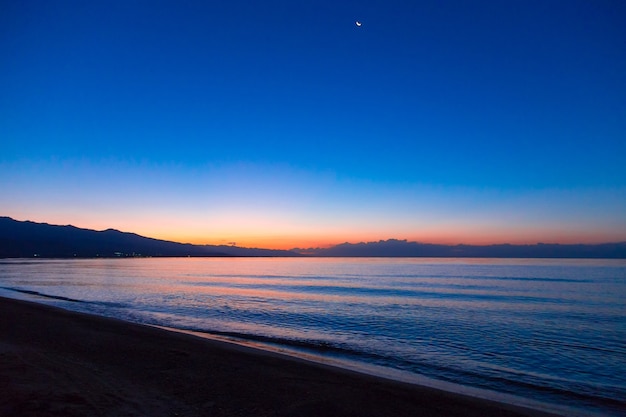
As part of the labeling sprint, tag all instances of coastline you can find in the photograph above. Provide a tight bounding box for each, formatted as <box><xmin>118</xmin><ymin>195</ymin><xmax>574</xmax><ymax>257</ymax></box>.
<box><xmin>0</xmin><ymin>296</ymin><xmax>562</xmax><ymax>417</ymax></box>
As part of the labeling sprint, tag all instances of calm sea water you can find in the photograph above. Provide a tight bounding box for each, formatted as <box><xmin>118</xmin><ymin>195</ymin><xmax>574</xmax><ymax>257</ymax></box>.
<box><xmin>1</xmin><ymin>257</ymin><xmax>625</xmax><ymax>416</ymax></box>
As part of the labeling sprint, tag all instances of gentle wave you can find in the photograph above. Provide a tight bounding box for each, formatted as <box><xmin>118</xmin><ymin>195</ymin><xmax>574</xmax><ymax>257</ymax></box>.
<box><xmin>1</xmin><ymin>286</ymin><xmax>85</xmax><ymax>303</ymax></box>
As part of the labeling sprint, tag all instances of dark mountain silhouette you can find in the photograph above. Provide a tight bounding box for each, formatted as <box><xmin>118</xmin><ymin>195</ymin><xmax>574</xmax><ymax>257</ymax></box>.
<box><xmin>2</xmin><ymin>217</ymin><xmax>625</xmax><ymax>258</ymax></box>
<box><xmin>0</xmin><ymin>217</ymin><xmax>299</xmax><ymax>258</ymax></box>
<box><xmin>296</xmin><ymin>239</ymin><xmax>626</xmax><ymax>258</ymax></box>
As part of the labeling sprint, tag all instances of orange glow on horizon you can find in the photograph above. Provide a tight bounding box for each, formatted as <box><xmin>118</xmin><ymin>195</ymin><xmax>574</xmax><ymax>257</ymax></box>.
<box><xmin>156</xmin><ymin>229</ymin><xmax>626</xmax><ymax>251</ymax></box>
<box><xmin>7</xmin><ymin>214</ymin><xmax>625</xmax><ymax>252</ymax></box>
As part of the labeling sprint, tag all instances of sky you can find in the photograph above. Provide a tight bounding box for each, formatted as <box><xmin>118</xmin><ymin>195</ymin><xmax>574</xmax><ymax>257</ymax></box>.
<box><xmin>1</xmin><ymin>0</ymin><xmax>625</xmax><ymax>249</ymax></box>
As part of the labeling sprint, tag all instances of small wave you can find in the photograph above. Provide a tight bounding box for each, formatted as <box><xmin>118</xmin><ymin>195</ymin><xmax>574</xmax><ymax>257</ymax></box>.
<box><xmin>0</xmin><ymin>286</ymin><xmax>85</xmax><ymax>303</ymax></box>
<box><xmin>482</xmin><ymin>371</ymin><xmax>626</xmax><ymax>412</ymax></box>
<box><xmin>185</xmin><ymin>328</ymin><xmax>387</xmax><ymax>360</ymax></box>
<box><xmin>357</xmin><ymin>273</ymin><xmax>592</xmax><ymax>283</ymax></box>
<box><xmin>0</xmin><ymin>287</ymin><xmax>127</xmax><ymax>309</ymax></box>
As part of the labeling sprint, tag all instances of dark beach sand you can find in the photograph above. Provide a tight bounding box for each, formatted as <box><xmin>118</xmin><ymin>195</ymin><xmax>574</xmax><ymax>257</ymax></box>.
<box><xmin>0</xmin><ymin>296</ymin><xmax>560</xmax><ymax>417</ymax></box>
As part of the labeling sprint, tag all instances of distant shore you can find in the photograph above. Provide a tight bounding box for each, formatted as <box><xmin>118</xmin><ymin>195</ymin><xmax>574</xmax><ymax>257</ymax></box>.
<box><xmin>0</xmin><ymin>296</ymin><xmax>561</xmax><ymax>417</ymax></box>
<box><xmin>3</xmin><ymin>216</ymin><xmax>625</xmax><ymax>258</ymax></box>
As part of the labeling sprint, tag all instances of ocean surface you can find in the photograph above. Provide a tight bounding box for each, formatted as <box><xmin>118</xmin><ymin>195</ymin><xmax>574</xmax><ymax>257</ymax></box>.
<box><xmin>1</xmin><ymin>257</ymin><xmax>625</xmax><ymax>416</ymax></box>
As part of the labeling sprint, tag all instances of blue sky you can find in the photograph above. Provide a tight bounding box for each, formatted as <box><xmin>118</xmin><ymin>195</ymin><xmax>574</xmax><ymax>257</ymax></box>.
<box><xmin>1</xmin><ymin>0</ymin><xmax>625</xmax><ymax>248</ymax></box>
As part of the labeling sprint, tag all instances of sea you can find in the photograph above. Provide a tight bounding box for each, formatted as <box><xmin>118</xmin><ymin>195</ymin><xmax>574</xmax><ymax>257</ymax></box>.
<box><xmin>1</xmin><ymin>257</ymin><xmax>624</xmax><ymax>416</ymax></box>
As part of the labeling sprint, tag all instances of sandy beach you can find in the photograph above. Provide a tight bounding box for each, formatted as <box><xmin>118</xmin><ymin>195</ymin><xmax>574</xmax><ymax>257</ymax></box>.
<box><xmin>0</xmin><ymin>296</ymin><xmax>560</xmax><ymax>417</ymax></box>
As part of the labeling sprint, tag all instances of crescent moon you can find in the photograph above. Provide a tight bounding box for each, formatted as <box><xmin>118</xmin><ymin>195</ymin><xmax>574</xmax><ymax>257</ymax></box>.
<box><xmin>356</xmin><ymin>21</ymin><xmax>362</xmax><ymax>27</ymax></box>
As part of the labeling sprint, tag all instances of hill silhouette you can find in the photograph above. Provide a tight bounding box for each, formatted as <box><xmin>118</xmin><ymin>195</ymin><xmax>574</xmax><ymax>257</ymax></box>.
<box><xmin>1</xmin><ymin>217</ymin><xmax>625</xmax><ymax>258</ymax></box>
<box><xmin>297</xmin><ymin>239</ymin><xmax>626</xmax><ymax>258</ymax></box>
<box><xmin>0</xmin><ymin>217</ymin><xmax>299</xmax><ymax>258</ymax></box>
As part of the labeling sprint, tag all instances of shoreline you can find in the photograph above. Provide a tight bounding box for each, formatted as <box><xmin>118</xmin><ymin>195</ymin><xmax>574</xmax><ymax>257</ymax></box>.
<box><xmin>0</xmin><ymin>295</ymin><xmax>563</xmax><ymax>417</ymax></box>
<box><xmin>156</xmin><ymin>325</ymin><xmax>579</xmax><ymax>416</ymax></box>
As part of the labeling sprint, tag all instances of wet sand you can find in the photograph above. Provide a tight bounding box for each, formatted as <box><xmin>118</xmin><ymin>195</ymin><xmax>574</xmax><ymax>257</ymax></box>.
<box><xmin>0</xmin><ymin>296</ymin><xmax>560</xmax><ymax>417</ymax></box>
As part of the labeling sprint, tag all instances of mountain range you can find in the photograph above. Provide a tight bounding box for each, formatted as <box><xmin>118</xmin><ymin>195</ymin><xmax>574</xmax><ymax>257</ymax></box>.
<box><xmin>0</xmin><ymin>217</ymin><xmax>298</xmax><ymax>258</ymax></box>
<box><xmin>1</xmin><ymin>217</ymin><xmax>625</xmax><ymax>258</ymax></box>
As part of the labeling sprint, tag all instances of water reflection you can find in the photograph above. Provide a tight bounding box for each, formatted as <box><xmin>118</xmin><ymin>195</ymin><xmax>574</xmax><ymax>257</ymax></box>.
<box><xmin>0</xmin><ymin>257</ymin><xmax>625</xmax><ymax>416</ymax></box>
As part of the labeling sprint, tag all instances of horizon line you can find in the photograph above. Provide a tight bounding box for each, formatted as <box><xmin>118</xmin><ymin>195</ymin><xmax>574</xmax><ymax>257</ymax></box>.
<box><xmin>4</xmin><ymin>216</ymin><xmax>625</xmax><ymax>252</ymax></box>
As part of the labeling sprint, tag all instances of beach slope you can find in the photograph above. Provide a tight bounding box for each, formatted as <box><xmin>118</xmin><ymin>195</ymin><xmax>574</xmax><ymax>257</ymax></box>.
<box><xmin>0</xmin><ymin>296</ymin><xmax>558</xmax><ymax>417</ymax></box>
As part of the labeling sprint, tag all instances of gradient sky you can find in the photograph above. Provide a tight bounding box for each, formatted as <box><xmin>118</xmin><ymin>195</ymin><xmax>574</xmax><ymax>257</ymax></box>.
<box><xmin>1</xmin><ymin>0</ymin><xmax>625</xmax><ymax>249</ymax></box>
